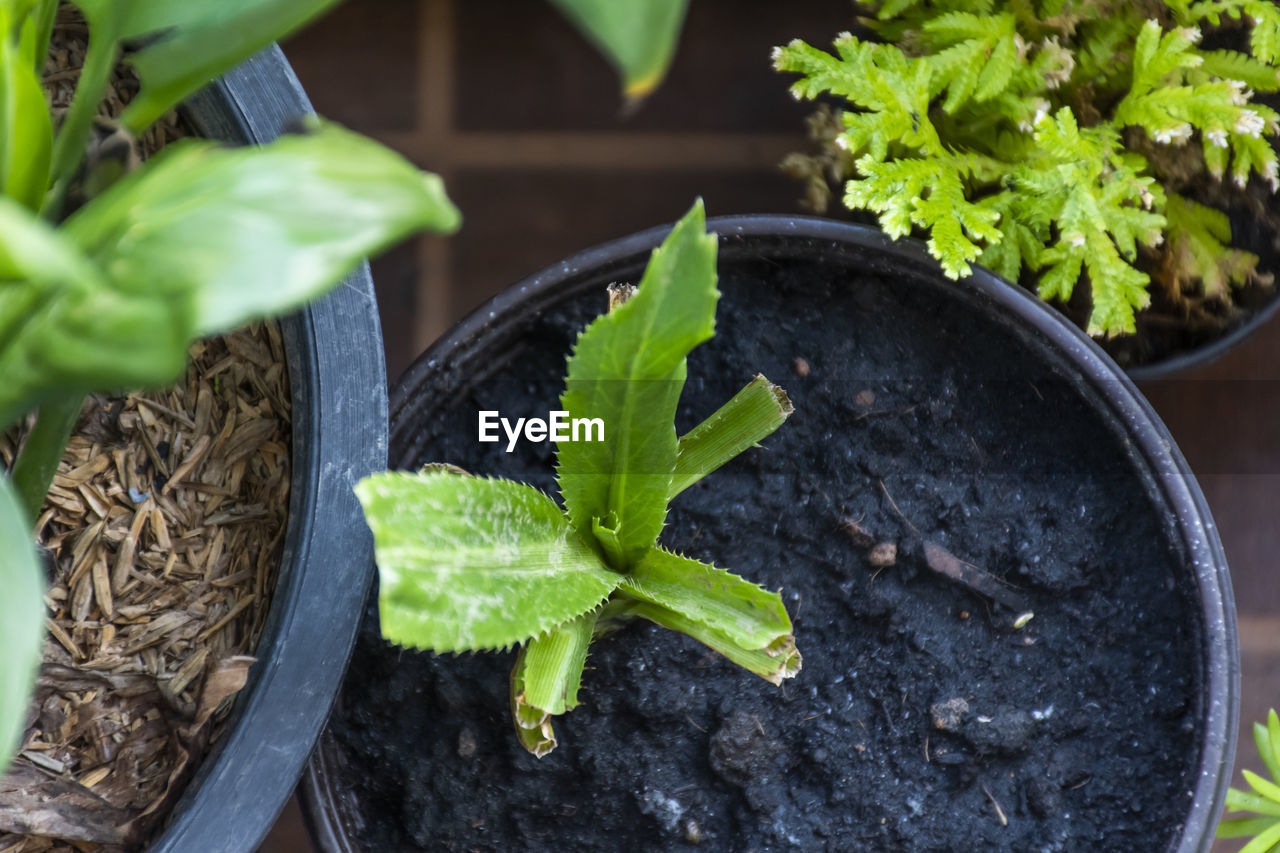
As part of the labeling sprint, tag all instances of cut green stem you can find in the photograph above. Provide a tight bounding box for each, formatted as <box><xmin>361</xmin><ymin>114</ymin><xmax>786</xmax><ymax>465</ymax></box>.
<box><xmin>620</xmin><ymin>547</ymin><xmax>800</xmax><ymax>684</ymax></box>
<box><xmin>12</xmin><ymin>394</ymin><xmax>81</xmax><ymax>523</ymax></box>
<box><xmin>670</xmin><ymin>374</ymin><xmax>792</xmax><ymax>499</ymax></box>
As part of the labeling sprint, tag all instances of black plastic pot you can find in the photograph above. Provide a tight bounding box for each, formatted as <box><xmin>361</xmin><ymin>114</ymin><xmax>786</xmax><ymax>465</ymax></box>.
<box><xmin>302</xmin><ymin>216</ymin><xmax>1236</xmax><ymax>852</ymax></box>
<box><xmin>1124</xmin><ymin>292</ymin><xmax>1280</xmax><ymax>380</ymax></box>
<box><xmin>140</xmin><ymin>47</ymin><xmax>387</xmax><ymax>853</ymax></box>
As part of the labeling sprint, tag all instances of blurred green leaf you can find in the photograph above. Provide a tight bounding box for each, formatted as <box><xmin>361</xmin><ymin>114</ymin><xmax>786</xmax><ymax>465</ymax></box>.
<box><xmin>0</xmin><ymin>475</ymin><xmax>45</xmax><ymax>775</ymax></box>
<box><xmin>1</xmin><ymin>123</ymin><xmax>458</xmax><ymax>430</ymax></box>
<box><xmin>0</xmin><ymin>8</ymin><xmax>52</xmax><ymax>210</ymax></box>
<box><xmin>70</xmin><ymin>0</ymin><xmax>343</xmax><ymax>134</ymax></box>
<box><xmin>548</xmin><ymin>0</ymin><xmax>688</xmax><ymax>100</ymax></box>
<box><xmin>0</xmin><ymin>196</ymin><xmax>183</xmax><ymax>430</ymax></box>
<box><xmin>64</xmin><ymin>120</ymin><xmax>460</xmax><ymax>336</ymax></box>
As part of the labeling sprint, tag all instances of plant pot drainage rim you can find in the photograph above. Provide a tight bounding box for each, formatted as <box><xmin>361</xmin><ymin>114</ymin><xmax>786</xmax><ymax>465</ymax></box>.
<box><xmin>140</xmin><ymin>46</ymin><xmax>388</xmax><ymax>853</ymax></box>
<box><xmin>303</xmin><ymin>214</ymin><xmax>1236</xmax><ymax>853</ymax></box>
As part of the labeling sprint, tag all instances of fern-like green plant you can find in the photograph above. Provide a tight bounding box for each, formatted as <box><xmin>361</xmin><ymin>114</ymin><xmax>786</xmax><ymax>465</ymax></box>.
<box><xmin>1219</xmin><ymin>708</ymin><xmax>1280</xmax><ymax>851</ymax></box>
<box><xmin>775</xmin><ymin>0</ymin><xmax>1280</xmax><ymax>336</ymax></box>
<box><xmin>357</xmin><ymin>200</ymin><xmax>800</xmax><ymax>756</ymax></box>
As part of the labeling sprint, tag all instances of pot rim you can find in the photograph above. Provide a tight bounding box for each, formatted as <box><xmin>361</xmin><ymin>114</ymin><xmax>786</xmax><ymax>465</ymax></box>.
<box><xmin>146</xmin><ymin>46</ymin><xmax>387</xmax><ymax>853</ymax></box>
<box><xmin>308</xmin><ymin>214</ymin><xmax>1237</xmax><ymax>853</ymax></box>
<box><xmin>1126</xmin><ymin>289</ymin><xmax>1280</xmax><ymax>381</ymax></box>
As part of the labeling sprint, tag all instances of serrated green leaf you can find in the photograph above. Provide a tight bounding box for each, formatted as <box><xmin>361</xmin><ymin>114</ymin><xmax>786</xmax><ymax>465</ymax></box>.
<box><xmin>66</xmin><ymin>0</ymin><xmax>345</xmax><ymax>134</ymax></box>
<box><xmin>1248</xmin><ymin>0</ymin><xmax>1280</xmax><ymax>64</ymax></box>
<box><xmin>670</xmin><ymin>375</ymin><xmax>792</xmax><ymax>499</ymax></box>
<box><xmin>356</xmin><ymin>471</ymin><xmax>623</xmax><ymax>653</ymax></box>
<box><xmin>620</xmin><ymin>547</ymin><xmax>800</xmax><ymax>683</ymax></box>
<box><xmin>1199</xmin><ymin>49</ymin><xmax>1280</xmax><ymax>92</ymax></box>
<box><xmin>548</xmin><ymin>0</ymin><xmax>688</xmax><ymax>100</ymax></box>
<box><xmin>0</xmin><ymin>476</ymin><xmax>44</xmax><ymax>775</ymax></box>
<box><xmin>64</xmin><ymin>121</ymin><xmax>460</xmax><ymax>337</ymax></box>
<box><xmin>556</xmin><ymin>199</ymin><xmax>717</xmax><ymax>568</ymax></box>
<box><xmin>1164</xmin><ymin>192</ymin><xmax>1259</xmax><ymax>301</ymax></box>
<box><xmin>975</xmin><ymin>31</ymin><xmax>1019</xmax><ymax>102</ymax></box>
<box><xmin>0</xmin><ymin>8</ymin><xmax>52</xmax><ymax>211</ymax></box>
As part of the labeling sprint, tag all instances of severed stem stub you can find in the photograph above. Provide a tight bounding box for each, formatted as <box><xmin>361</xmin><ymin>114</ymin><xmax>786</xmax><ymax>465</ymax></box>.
<box><xmin>606</xmin><ymin>282</ymin><xmax>636</xmax><ymax>313</ymax></box>
<box><xmin>923</xmin><ymin>541</ymin><xmax>1031</xmax><ymax>614</ymax></box>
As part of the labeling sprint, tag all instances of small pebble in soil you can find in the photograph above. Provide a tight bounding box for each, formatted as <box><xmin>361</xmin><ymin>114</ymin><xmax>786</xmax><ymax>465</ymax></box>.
<box><xmin>855</xmin><ymin>389</ymin><xmax>876</xmax><ymax>406</ymax></box>
<box><xmin>838</xmin><ymin>515</ymin><xmax>874</xmax><ymax>548</ymax></box>
<box><xmin>868</xmin><ymin>541</ymin><xmax>897</xmax><ymax>568</ymax></box>
<box><xmin>682</xmin><ymin>819</ymin><xmax>702</xmax><ymax>844</ymax></box>
<box><xmin>931</xmin><ymin>697</ymin><xmax>970</xmax><ymax>732</ymax></box>
<box><xmin>963</xmin><ymin>707</ymin><xmax>1035</xmax><ymax>755</ymax></box>
<box><xmin>456</xmin><ymin>728</ymin><xmax>476</xmax><ymax>758</ymax></box>
<box><xmin>792</xmin><ymin>357</ymin><xmax>810</xmax><ymax>377</ymax></box>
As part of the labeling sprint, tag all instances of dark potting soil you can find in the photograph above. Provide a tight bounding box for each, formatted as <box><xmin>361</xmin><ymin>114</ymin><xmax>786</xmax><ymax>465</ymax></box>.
<box><xmin>327</xmin><ymin>244</ymin><xmax>1203</xmax><ymax>852</ymax></box>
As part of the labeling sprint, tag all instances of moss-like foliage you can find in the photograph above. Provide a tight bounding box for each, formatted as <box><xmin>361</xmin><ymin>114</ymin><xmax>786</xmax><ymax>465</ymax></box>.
<box><xmin>775</xmin><ymin>0</ymin><xmax>1280</xmax><ymax>336</ymax></box>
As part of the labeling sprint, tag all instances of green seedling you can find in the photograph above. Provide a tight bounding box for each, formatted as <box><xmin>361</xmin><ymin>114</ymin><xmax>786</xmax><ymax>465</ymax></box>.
<box><xmin>1219</xmin><ymin>708</ymin><xmax>1280</xmax><ymax>852</ymax></box>
<box><xmin>775</xmin><ymin>0</ymin><xmax>1280</xmax><ymax>337</ymax></box>
<box><xmin>0</xmin><ymin>0</ymin><xmax>462</xmax><ymax>774</ymax></box>
<box><xmin>357</xmin><ymin>200</ymin><xmax>800</xmax><ymax>756</ymax></box>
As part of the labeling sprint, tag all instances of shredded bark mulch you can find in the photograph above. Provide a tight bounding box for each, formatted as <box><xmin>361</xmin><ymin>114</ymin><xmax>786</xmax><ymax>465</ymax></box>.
<box><xmin>0</xmin><ymin>9</ymin><xmax>293</xmax><ymax>850</ymax></box>
<box><xmin>0</xmin><ymin>324</ymin><xmax>292</xmax><ymax>852</ymax></box>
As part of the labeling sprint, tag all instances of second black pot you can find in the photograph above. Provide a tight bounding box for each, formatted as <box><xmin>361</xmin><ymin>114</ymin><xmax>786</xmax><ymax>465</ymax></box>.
<box><xmin>303</xmin><ymin>215</ymin><xmax>1235</xmax><ymax>852</ymax></box>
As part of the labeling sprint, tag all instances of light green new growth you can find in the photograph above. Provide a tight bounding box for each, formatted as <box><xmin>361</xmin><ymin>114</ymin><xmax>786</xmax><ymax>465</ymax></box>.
<box><xmin>1218</xmin><ymin>708</ymin><xmax>1280</xmax><ymax>851</ymax></box>
<box><xmin>775</xmin><ymin>0</ymin><xmax>1280</xmax><ymax>337</ymax></box>
<box><xmin>358</xmin><ymin>200</ymin><xmax>800</xmax><ymax>756</ymax></box>
<box><xmin>0</xmin><ymin>0</ymin><xmax>461</xmax><ymax>777</ymax></box>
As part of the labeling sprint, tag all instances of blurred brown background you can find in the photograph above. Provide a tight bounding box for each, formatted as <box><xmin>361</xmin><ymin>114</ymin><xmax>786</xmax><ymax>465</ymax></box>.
<box><xmin>260</xmin><ymin>1</ymin><xmax>1280</xmax><ymax>849</ymax></box>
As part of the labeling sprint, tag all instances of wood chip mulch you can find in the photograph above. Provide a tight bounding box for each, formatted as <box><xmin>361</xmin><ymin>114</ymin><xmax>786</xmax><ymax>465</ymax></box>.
<box><xmin>0</xmin><ymin>11</ymin><xmax>294</xmax><ymax>850</ymax></box>
<box><xmin>0</xmin><ymin>325</ymin><xmax>292</xmax><ymax>852</ymax></box>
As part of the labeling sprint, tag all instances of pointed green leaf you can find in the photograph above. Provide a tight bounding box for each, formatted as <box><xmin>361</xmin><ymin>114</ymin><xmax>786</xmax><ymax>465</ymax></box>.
<box><xmin>556</xmin><ymin>199</ymin><xmax>718</xmax><ymax>567</ymax></box>
<box><xmin>64</xmin><ymin>121</ymin><xmax>460</xmax><ymax>337</ymax></box>
<box><xmin>547</xmin><ymin>0</ymin><xmax>688</xmax><ymax>100</ymax></box>
<box><xmin>356</xmin><ymin>471</ymin><xmax>623</xmax><ymax>653</ymax></box>
<box><xmin>0</xmin><ymin>476</ymin><xmax>44</xmax><ymax>774</ymax></box>
<box><xmin>1247</xmin><ymin>769</ymin><xmax>1280</xmax><ymax>803</ymax></box>
<box><xmin>66</xmin><ymin>0</ymin><xmax>345</xmax><ymax>134</ymax></box>
<box><xmin>620</xmin><ymin>547</ymin><xmax>800</xmax><ymax>684</ymax></box>
<box><xmin>670</xmin><ymin>374</ymin><xmax>792</xmax><ymax>499</ymax></box>
<box><xmin>1256</xmin><ymin>720</ymin><xmax>1280</xmax><ymax>785</ymax></box>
